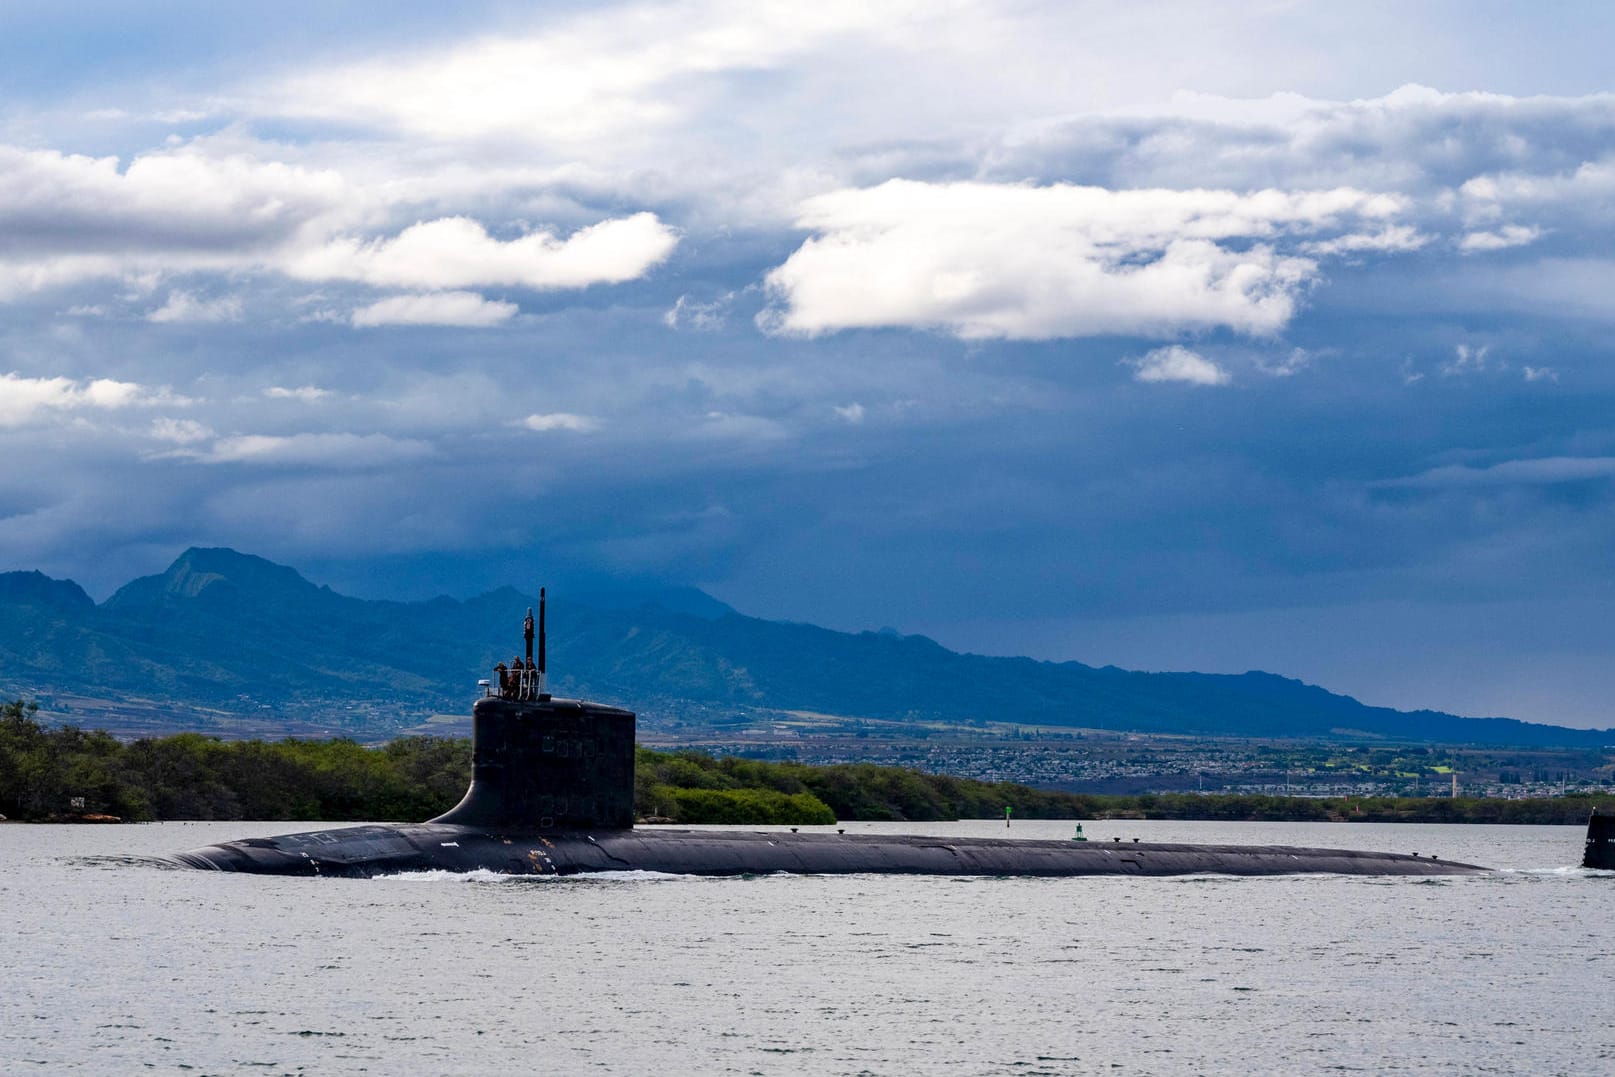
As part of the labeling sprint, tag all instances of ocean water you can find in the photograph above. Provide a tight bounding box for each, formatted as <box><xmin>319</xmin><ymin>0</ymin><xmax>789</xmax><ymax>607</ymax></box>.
<box><xmin>2</xmin><ymin>818</ymin><xmax>1608</xmax><ymax>1075</ymax></box>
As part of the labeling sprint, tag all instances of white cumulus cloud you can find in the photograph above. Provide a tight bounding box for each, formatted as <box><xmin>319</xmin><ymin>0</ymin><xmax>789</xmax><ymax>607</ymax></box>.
<box><xmin>1128</xmin><ymin>345</ymin><xmax>1231</xmax><ymax>386</ymax></box>
<box><xmin>147</xmin><ymin>291</ymin><xmax>243</xmax><ymax>323</ymax></box>
<box><xmin>1302</xmin><ymin>225</ymin><xmax>1429</xmax><ymax>256</ymax></box>
<box><xmin>761</xmin><ymin>180</ymin><xmax>1402</xmax><ymax>340</ymax></box>
<box><xmin>0</xmin><ymin>372</ymin><xmax>184</xmax><ymax>426</ymax></box>
<box><xmin>0</xmin><ymin>144</ymin><xmax>348</xmax><ymax>259</ymax></box>
<box><xmin>351</xmin><ymin>291</ymin><xmax>518</xmax><ymax>328</ymax></box>
<box><xmin>1460</xmin><ymin>225</ymin><xmax>1542</xmax><ymax>253</ymax></box>
<box><xmin>291</xmin><ymin>214</ymin><xmax>678</xmax><ymax>291</ymax></box>
<box><xmin>0</xmin><ymin>144</ymin><xmax>678</xmax><ymax>305</ymax></box>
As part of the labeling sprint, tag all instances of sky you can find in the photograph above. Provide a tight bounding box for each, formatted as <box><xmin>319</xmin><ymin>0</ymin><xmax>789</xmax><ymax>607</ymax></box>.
<box><xmin>4</xmin><ymin>1</ymin><xmax>1615</xmax><ymax>727</ymax></box>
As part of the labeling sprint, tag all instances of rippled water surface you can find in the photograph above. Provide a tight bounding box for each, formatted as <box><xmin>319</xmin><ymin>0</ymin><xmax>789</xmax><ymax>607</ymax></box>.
<box><xmin>3</xmin><ymin>819</ymin><xmax>1609</xmax><ymax>1075</ymax></box>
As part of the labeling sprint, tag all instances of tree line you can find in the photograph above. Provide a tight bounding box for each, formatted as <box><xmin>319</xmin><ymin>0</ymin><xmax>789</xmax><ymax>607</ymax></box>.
<box><xmin>0</xmin><ymin>700</ymin><xmax>469</xmax><ymax>823</ymax></box>
<box><xmin>2</xmin><ymin>700</ymin><xmax>1608</xmax><ymax>825</ymax></box>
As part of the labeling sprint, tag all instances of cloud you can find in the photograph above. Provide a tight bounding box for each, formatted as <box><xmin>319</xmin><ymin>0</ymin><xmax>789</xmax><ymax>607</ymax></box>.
<box><xmin>0</xmin><ymin>144</ymin><xmax>348</xmax><ymax>261</ymax></box>
<box><xmin>266</xmin><ymin>2</ymin><xmax>903</xmax><ymax>147</ymax></box>
<box><xmin>1441</xmin><ymin>343</ymin><xmax>1490</xmax><ymax>376</ymax></box>
<box><xmin>998</xmin><ymin>85</ymin><xmax>1615</xmax><ymax>202</ymax></box>
<box><xmin>1382</xmin><ymin>457</ymin><xmax>1615</xmax><ymax>489</ymax></box>
<box><xmin>290</xmin><ymin>214</ymin><xmax>678</xmax><ymax>291</ymax></box>
<box><xmin>350</xmin><ymin>291</ymin><xmax>518</xmax><ymax>328</ymax></box>
<box><xmin>1460</xmin><ymin>225</ymin><xmax>1541</xmax><ymax>253</ymax></box>
<box><xmin>196</xmin><ymin>433</ymin><xmax>434</xmax><ymax>468</ymax></box>
<box><xmin>1523</xmin><ymin>366</ymin><xmax>1559</xmax><ymax>383</ymax></box>
<box><xmin>664</xmin><ymin>293</ymin><xmax>734</xmax><ymax>331</ymax></box>
<box><xmin>149</xmin><ymin>417</ymin><xmax>215</xmax><ymax>443</ymax></box>
<box><xmin>832</xmin><ymin>402</ymin><xmax>865</xmax><ymax>423</ymax></box>
<box><xmin>250</xmin><ymin>10</ymin><xmax>1615</xmax><ymax>230</ymax></box>
<box><xmin>264</xmin><ymin>385</ymin><xmax>331</xmax><ymax>401</ymax></box>
<box><xmin>761</xmin><ymin>180</ymin><xmax>1403</xmax><ymax>340</ymax></box>
<box><xmin>1256</xmin><ymin>347</ymin><xmax>1311</xmax><ymax>378</ymax></box>
<box><xmin>0</xmin><ymin>372</ymin><xmax>183</xmax><ymax>426</ymax></box>
<box><xmin>983</xmin><ymin>86</ymin><xmax>1615</xmax><ymax>274</ymax></box>
<box><xmin>1458</xmin><ymin>158</ymin><xmax>1615</xmax><ymax>238</ymax></box>
<box><xmin>0</xmin><ymin>254</ymin><xmax>125</xmax><ymax>301</ymax></box>
<box><xmin>0</xmin><ymin>144</ymin><xmax>676</xmax><ymax>304</ymax></box>
<box><xmin>1127</xmin><ymin>345</ymin><xmax>1231</xmax><ymax>386</ymax></box>
<box><xmin>147</xmin><ymin>290</ymin><xmax>243</xmax><ymax>323</ymax></box>
<box><xmin>14</xmin><ymin>66</ymin><xmax>1615</xmax><ymax>354</ymax></box>
<box><xmin>13</xmin><ymin>7</ymin><xmax>1615</xmax><ymax>730</ymax></box>
<box><xmin>521</xmin><ymin>412</ymin><xmax>599</xmax><ymax>432</ymax></box>
<box><xmin>1302</xmin><ymin>226</ymin><xmax>1429</xmax><ymax>256</ymax></box>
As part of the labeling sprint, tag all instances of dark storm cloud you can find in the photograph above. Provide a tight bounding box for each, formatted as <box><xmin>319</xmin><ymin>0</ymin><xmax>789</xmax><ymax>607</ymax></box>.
<box><xmin>5</xmin><ymin>2</ymin><xmax>1615</xmax><ymax>725</ymax></box>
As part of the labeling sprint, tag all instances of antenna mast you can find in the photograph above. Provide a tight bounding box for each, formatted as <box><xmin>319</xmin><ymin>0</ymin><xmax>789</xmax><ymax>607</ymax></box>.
<box><xmin>538</xmin><ymin>587</ymin><xmax>549</xmax><ymax>700</ymax></box>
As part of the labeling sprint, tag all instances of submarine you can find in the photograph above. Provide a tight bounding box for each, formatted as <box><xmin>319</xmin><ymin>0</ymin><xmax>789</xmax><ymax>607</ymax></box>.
<box><xmin>173</xmin><ymin>592</ymin><xmax>1561</xmax><ymax>879</ymax></box>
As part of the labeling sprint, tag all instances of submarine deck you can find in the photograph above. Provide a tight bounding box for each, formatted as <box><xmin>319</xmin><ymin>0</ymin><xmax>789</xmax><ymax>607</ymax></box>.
<box><xmin>174</xmin><ymin>823</ymin><xmax>1490</xmax><ymax>878</ymax></box>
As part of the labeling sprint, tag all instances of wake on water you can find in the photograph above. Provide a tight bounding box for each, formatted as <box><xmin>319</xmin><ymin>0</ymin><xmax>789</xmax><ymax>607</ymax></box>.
<box><xmin>374</xmin><ymin>867</ymin><xmax>689</xmax><ymax>884</ymax></box>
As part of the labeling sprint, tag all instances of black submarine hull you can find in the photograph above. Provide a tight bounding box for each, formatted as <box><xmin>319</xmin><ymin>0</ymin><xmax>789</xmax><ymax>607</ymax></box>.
<box><xmin>174</xmin><ymin>822</ymin><xmax>1489</xmax><ymax>878</ymax></box>
<box><xmin>168</xmin><ymin>613</ymin><xmax>1498</xmax><ymax>880</ymax></box>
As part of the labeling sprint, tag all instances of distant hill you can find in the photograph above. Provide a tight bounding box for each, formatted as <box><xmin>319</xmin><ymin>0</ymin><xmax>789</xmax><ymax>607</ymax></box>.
<box><xmin>1</xmin><ymin>547</ymin><xmax>1610</xmax><ymax>747</ymax></box>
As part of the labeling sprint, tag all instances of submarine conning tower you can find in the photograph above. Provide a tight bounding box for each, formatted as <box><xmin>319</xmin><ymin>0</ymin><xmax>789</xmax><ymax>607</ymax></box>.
<box><xmin>1584</xmin><ymin>809</ymin><xmax>1615</xmax><ymax>870</ymax></box>
<box><xmin>428</xmin><ymin>588</ymin><xmax>637</xmax><ymax>832</ymax></box>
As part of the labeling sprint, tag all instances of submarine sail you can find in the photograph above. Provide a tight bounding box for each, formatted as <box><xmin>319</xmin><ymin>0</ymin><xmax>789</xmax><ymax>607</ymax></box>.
<box><xmin>1585</xmin><ymin>810</ymin><xmax>1615</xmax><ymax>870</ymax></box>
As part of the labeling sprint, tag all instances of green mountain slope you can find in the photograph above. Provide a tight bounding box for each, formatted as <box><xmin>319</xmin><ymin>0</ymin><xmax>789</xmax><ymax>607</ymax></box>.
<box><xmin>1</xmin><ymin>547</ymin><xmax>1609</xmax><ymax>747</ymax></box>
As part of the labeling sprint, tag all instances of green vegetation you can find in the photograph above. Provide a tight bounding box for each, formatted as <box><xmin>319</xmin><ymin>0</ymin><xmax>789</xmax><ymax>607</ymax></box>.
<box><xmin>1</xmin><ymin>700</ymin><xmax>468</xmax><ymax>823</ymax></box>
<box><xmin>1082</xmin><ymin>791</ymin><xmax>1606</xmax><ymax>825</ymax></box>
<box><xmin>1</xmin><ymin>701</ymin><xmax>1608</xmax><ymax>825</ymax></box>
<box><xmin>633</xmin><ymin>749</ymin><xmax>1084</xmax><ymax>824</ymax></box>
<box><xmin>665</xmin><ymin>788</ymin><xmax>837</xmax><ymax>826</ymax></box>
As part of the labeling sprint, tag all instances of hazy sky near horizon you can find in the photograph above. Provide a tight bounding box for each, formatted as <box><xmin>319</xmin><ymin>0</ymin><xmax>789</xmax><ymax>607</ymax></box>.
<box><xmin>5</xmin><ymin>1</ymin><xmax>1615</xmax><ymax>727</ymax></box>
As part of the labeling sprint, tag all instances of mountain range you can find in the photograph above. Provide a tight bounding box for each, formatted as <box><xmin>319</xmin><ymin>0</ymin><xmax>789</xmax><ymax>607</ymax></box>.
<box><xmin>1</xmin><ymin>547</ymin><xmax>1610</xmax><ymax>747</ymax></box>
